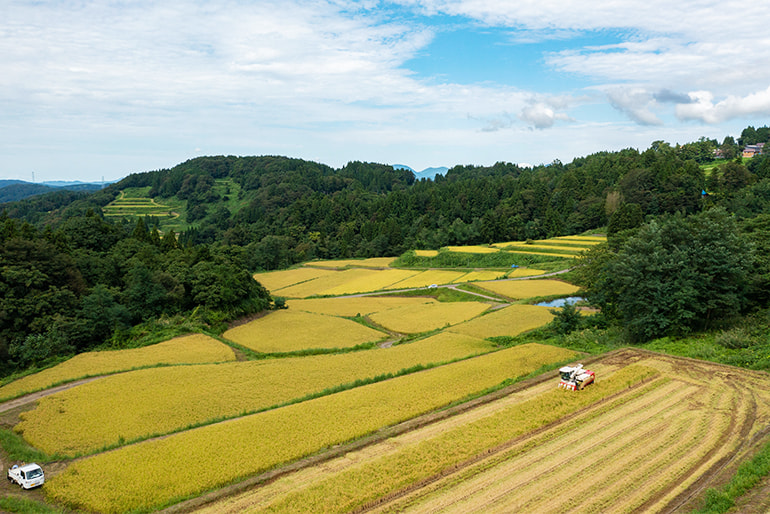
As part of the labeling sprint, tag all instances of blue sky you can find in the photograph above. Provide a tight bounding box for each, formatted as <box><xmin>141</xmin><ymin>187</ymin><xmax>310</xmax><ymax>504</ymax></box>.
<box><xmin>2</xmin><ymin>0</ymin><xmax>769</xmax><ymax>182</ymax></box>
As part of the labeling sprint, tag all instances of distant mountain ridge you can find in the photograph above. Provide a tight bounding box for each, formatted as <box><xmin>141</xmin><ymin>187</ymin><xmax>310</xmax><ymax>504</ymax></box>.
<box><xmin>0</xmin><ymin>179</ymin><xmax>108</xmax><ymax>203</ymax></box>
<box><xmin>392</xmin><ymin>164</ymin><xmax>448</xmax><ymax>180</ymax></box>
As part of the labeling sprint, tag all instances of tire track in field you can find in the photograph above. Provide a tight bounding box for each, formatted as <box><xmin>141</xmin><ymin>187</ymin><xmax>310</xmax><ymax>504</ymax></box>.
<box><xmin>388</xmin><ymin>366</ymin><xmax>758</xmax><ymax>514</ymax></box>
<box><xmin>382</xmin><ymin>379</ymin><xmax>682</xmax><ymax>512</ymax></box>
<box><xmin>624</xmin><ymin>380</ymin><xmax>746</xmax><ymax>513</ymax></box>
<box><xmin>0</xmin><ymin>377</ymin><xmax>103</xmax><ymax>414</ymax></box>
<box><xmin>378</xmin><ymin>378</ymin><xmax>693</xmax><ymax>513</ymax></box>
<box><xmin>651</xmin><ymin>380</ymin><xmax>759</xmax><ymax>513</ymax></box>
<box><xmin>536</xmin><ymin>387</ymin><xmax>726</xmax><ymax>513</ymax></box>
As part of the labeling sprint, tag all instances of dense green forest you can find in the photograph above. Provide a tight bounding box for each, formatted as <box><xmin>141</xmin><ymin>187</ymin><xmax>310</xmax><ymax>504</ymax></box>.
<box><xmin>1</xmin><ymin>125</ymin><xmax>769</xmax><ymax>376</ymax></box>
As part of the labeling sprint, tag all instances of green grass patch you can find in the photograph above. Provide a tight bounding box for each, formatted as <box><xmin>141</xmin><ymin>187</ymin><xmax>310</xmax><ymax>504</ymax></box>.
<box><xmin>0</xmin><ymin>497</ymin><xmax>65</xmax><ymax>514</ymax></box>
<box><xmin>694</xmin><ymin>439</ymin><xmax>770</xmax><ymax>513</ymax></box>
<box><xmin>0</xmin><ymin>429</ymin><xmax>54</xmax><ymax>463</ymax></box>
<box><xmin>393</xmin><ymin>250</ymin><xmax>571</xmax><ymax>270</ymax></box>
<box><xmin>380</xmin><ymin>285</ymin><xmax>501</xmax><ymax>303</ymax></box>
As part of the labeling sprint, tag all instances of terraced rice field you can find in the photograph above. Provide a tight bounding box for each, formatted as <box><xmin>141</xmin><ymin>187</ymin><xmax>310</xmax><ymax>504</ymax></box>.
<box><xmin>447</xmin><ymin>304</ymin><xmax>555</xmax><ymax>338</ymax></box>
<box><xmin>44</xmin><ymin>344</ymin><xmax>576</xmax><ymax>513</ymax></box>
<box><xmin>496</xmin><ymin>243</ymin><xmax>586</xmax><ymax>254</ymax></box>
<box><xmin>368</xmin><ymin>302</ymin><xmax>491</xmax><ymax>333</ymax></box>
<box><xmin>454</xmin><ymin>270</ymin><xmax>507</xmax><ymax>282</ymax></box>
<box><xmin>10</xmin><ymin>244</ymin><xmax>686</xmax><ymax>514</ymax></box>
<box><xmin>493</xmin><ymin>235</ymin><xmax>605</xmax><ymax>249</ymax></box>
<box><xmin>444</xmin><ymin>245</ymin><xmax>499</xmax><ymax>254</ymax></box>
<box><xmin>254</xmin><ymin>267</ymin><xmax>336</xmax><ymax>292</ymax></box>
<box><xmin>16</xmin><ymin>332</ymin><xmax>495</xmax><ymax>456</ymax></box>
<box><xmin>223</xmin><ymin>310</ymin><xmax>386</xmax><ymax>352</ymax></box>
<box><xmin>273</xmin><ymin>268</ymin><xmax>418</xmax><ymax>298</ymax></box>
<box><xmin>474</xmin><ymin>279</ymin><xmax>580</xmax><ymax>299</ymax></box>
<box><xmin>390</xmin><ymin>270</ymin><xmax>469</xmax><ymax>288</ymax></box>
<box><xmin>102</xmin><ymin>188</ymin><xmax>177</xmax><ymax>219</ymax></box>
<box><xmin>304</xmin><ymin>257</ymin><xmax>397</xmax><ymax>269</ymax></box>
<box><xmin>288</xmin><ymin>296</ymin><xmax>438</xmax><ymax>317</ymax></box>
<box><xmin>193</xmin><ymin>350</ymin><xmax>770</xmax><ymax>514</ymax></box>
<box><xmin>0</xmin><ymin>334</ymin><xmax>234</xmax><ymax>401</ymax></box>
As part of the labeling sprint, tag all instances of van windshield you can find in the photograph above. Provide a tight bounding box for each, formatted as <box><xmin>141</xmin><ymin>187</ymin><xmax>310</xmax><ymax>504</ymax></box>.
<box><xmin>26</xmin><ymin>468</ymin><xmax>43</xmax><ymax>479</ymax></box>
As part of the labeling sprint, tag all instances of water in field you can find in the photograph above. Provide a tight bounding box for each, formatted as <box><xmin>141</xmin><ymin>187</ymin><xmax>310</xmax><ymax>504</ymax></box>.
<box><xmin>536</xmin><ymin>296</ymin><xmax>584</xmax><ymax>307</ymax></box>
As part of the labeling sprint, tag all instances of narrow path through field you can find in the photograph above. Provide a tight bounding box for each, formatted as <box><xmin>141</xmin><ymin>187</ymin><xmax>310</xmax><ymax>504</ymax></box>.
<box><xmin>0</xmin><ymin>377</ymin><xmax>104</xmax><ymax>414</ymax></box>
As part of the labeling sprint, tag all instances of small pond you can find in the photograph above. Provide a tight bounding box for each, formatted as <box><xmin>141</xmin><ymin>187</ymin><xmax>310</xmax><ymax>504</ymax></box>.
<box><xmin>535</xmin><ymin>296</ymin><xmax>585</xmax><ymax>308</ymax></box>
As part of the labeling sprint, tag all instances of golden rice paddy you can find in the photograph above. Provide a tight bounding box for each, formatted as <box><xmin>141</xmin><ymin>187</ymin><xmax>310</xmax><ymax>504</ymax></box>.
<box><xmin>444</xmin><ymin>245</ymin><xmax>499</xmax><ymax>254</ymax></box>
<box><xmin>506</xmin><ymin>268</ymin><xmax>547</xmax><ymax>278</ymax></box>
<box><xmin>390</xmin><ymin>270</ymin><xmax>468</xmax><ymax>288</ymax></box>
<box><xmin>414</xmin><ymin>250</ymin><xmax>439</xmax><ymax>257</ymax></box>
<box><xmin>447</xmin><ymin>304</ymin><xmax>555</xmax><ymax>339</ymax></box>
<box><xmin>274</xmin><ymin>268</ymin><xmax>418</xmax><ymax>298</ymax></box>
<box><xmin>12</xmin><ymin>247</ymin><xmax>595</xmax><ymax>513</ymax></box>
<box><xmin>369</xmin><ymin>302</ymin><xmax>491</xmax><ymax>333</ymax></box>
<box><xmin>454</xmin><ymin>270</ymin><xmax>507</xmax><ymax>282</ymax></box>
<box><xmin>253</xmin><ymin>267</ymin><xmax>336</xmax><ymax>292</ymax></box>
<box><xmin>17</xmin><ymin>332</ymin><xmax>494</xmax><ymax>456</ymax></box>
<box><xmin>288</xmin><ymin>296</ymin><xmax>438</xmax><ymax>317</ymax></box>
<box><xmin>223</xmin><ymin>310</ymin><xmax>386</xmax><ymax>352</ymax></box>
<box><xmin>44</xmin><ymin>344</ymin><xmax>576</xmax><ymax>513</ymax></box>
<box><xmin>474</xmin><ymin>279</ymin><xmax>580</xmax><ymax>299</ymax></box>
<box><xmin>0</xmin><ymin>334</ymin><xmax>234</xmax><ymax>401</ymax></box>
<box><xmin>496</xmin><ymin>243</ymin><xmax>586</xmax><ymax>254</ymax></box>
<box><xmin>304</xmin><ymin>257</ymin><xmax>396</xmax><ymax>269</ymax></box>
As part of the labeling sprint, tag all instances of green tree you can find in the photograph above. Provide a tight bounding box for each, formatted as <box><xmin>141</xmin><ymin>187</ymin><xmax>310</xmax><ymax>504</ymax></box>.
<box><xmin>584</xmin><ymin>209</ymin><xmax>749</xmax><ymax>341</ymax></box>
<box><xmin>607</xmin><ymin>202</ymin><xmax>644</xmax><ymax>235</ymax></box>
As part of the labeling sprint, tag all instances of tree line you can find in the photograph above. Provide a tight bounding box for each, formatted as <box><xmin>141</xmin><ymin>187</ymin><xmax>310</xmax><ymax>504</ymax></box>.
<box><xmin>1</xmin><ymin>125</ymin><xmax>770</xmax><ymax>373</ymax></box>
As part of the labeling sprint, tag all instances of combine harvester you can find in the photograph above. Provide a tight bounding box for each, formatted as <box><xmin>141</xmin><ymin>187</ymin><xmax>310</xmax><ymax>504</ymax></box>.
<box><xmin>558</xmin><ymin>364</ymin><xmax>595</xmax><ymax>391</ymax></box>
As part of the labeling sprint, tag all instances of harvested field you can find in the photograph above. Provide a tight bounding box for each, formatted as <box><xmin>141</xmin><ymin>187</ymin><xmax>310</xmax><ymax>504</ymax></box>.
<box><xmin>474</xmin><ymin>278</ymin><xmax>580</xmax><ymax>299</ymax></box>
<box><xmin>0</xmin><ymin>334</ymin><xmax>234</xmax><ymax>401</ymax></box>
<box><xmin>223</xmin><ymin>310</ymin><xmax>386</xmax><ymax>352</ymax></box>
<box><xmin>368</xmin><ymin>302</ymin><xmax>491</xmax><ymax>333</ymax></box>
<box><xmin>192</xmin><ymin>350</ymin><xmax>770</xmax><ymax>514</ymax></box>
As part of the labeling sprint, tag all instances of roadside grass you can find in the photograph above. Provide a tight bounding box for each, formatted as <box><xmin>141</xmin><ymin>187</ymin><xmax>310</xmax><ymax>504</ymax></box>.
<box><xmin>694</xmin><ymin>440</ymin><xmax>770</xmax><ymax>513</ymax></box>
<box><xmin>0</xmin><ymin>429</ymin><xmax>54</xmax><ymax>463</ymax></box>
<box><xmin>0</xmin><ymin>496</ymin><xmax>65</xmax><ymax>514</ymax></box>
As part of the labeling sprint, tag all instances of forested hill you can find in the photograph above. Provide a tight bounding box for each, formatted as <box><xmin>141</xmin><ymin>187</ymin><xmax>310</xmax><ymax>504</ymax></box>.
<box><xmin>1</xmin><ymin>128</ymin><xmax>770</xmax><ymax>375</ymax></box>
<box><xmin>9</xmin><ymin>139</ymin><xmax>770</xmax><ymax>272</ymax></box>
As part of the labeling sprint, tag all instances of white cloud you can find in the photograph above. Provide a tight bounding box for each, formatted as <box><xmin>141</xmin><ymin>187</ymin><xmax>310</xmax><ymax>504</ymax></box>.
<box><xmin>396</xmin><ymin>0</ymin><xmax>770</xmax><ymax>110</ymax></box>
<box><xmin>605</xmin><ymin>87</ymin><xmax>662</xmax><ymax>126</ymax></box>
<box><xmin>2</xmin><ymin>0</ymin><xmax>770</xmax><ymax>181</ymax></box>
<box><xmin>519</xmin><ymin>102</ymin><xmax>572</xmax><ymax>129</ymax></box>
<box><xmin>677</xmin><ymin>87</ymin><xmax>770</xmax><ymax>124</ymax></box>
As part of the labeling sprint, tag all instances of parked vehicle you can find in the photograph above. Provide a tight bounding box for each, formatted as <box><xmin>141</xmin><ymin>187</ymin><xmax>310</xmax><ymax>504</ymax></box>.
<box><xmin>7</xmin><ymin>463</ymin><xmax>45</xmax><ymax>489</ymax></box>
